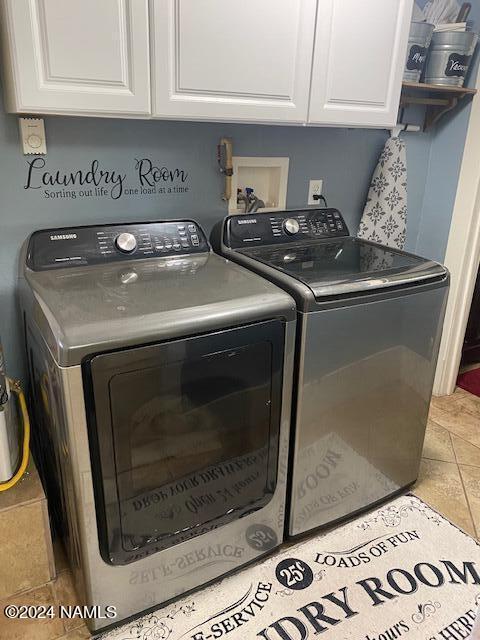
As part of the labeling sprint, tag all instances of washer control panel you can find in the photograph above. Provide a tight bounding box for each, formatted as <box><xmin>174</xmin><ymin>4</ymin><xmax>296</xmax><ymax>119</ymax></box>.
<box><xmin>226</xmin><ymin>208</ymin><xmax>349</xmax><ymax>249</ymax></box>
<box><xmin>27</xmin><ymin>220</ymin><xmax>209</xmax><ymax>271</ymax></box>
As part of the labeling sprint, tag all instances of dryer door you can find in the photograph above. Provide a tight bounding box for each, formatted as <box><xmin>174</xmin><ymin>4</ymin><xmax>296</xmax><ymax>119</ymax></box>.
<box><xmin>83</xmin><ymin>320</ymin><xmax>284</xmax><ymax>565</ymax></box>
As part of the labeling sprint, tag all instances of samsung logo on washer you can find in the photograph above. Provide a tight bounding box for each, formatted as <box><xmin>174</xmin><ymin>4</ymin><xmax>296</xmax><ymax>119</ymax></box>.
<box><xmin>238</xmin><ymin>219</ymin><xmax>257</xmax><ymax>225</ymax></box>
<box><xmin>50</xmin><ymin>233</ymin><xmax>78</xmax><ymax>241</ymax></box>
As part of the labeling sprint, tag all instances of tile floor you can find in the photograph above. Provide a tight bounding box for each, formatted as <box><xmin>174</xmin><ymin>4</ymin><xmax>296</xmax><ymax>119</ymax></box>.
<box><xmin>0</xmin><ymin>541</ymin><xmax>90</xmax><ymax>639</ymax></box>
<box><xmin>1</xmin><ymin>387</ymin><xmax>480</xmax><ymax>639</ymax></box>
<box><xmin>418</xmin><ymin>385</ymin><xmax>480</xmax><ymax>538</ymax></box>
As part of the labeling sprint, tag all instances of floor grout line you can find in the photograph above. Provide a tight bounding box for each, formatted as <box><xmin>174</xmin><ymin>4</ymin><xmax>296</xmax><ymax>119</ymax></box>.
<box><xmin>450</xmin><ymin>430</ymin><xmax>480</xmax><ymax>452</ymax></box>
<box><xmin>422</xmin><ymin>431</ymin><xmax>480</xmax><ymax>467</ymax></box>
<box><xmin>457</xmin><ymin>465</ymin><xmax>479</xmax><ymax>540</ymax></box>
<box><xmin>423</xmin><ymin>419</ymin><xmax>480</xmax><ymax>466</ymax></box>
<box><xmin>0</xmin><ymin>578</ymin><xmax>56</xmax><ymax>606</ymax></box>
<box><xmin>428</xmin><ymin>414</ymin><xmax>480</xmax><ymax>449</ymax></box>
<box><xmin>448</xmin><ymin>460</ymin><xmax>480</xmax><ymax>469</ymax></box>
<box><xmin>449</xmin><ymin>429</ymin><xmax>479</xmax><ymax>539</ymax></box>
<box><xmin>422</xmin><ymin>455</ymin><xmax>456</xmax><ymax>464</ymax></box>
<box><xmin>435</xmin><ymin>388</ymin><xmax>480</xmax><ymax>409</ymax></box>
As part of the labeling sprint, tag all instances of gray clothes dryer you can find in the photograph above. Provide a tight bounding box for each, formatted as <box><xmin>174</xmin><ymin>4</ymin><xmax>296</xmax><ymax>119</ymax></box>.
<box><xmin>215</xmin><ymin>208</ymin><xmax>449</xmax><ymax>538</ymax></box>
<box><xmin>18</xmin><ymin>219</ymin><xmax>295</xmax><ymax>632</ymax></box>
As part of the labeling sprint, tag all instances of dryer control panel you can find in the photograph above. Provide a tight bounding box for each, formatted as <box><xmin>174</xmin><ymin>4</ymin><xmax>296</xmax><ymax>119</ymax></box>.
<box><xmin>225</xmin><ymin>208</ymin><xmax>349</xmax><ymax>249</ymax></box>
<box><xmin>27</xmin><ymin>220</ymin><xmax>209</xmax><ymax>271</ymax></box>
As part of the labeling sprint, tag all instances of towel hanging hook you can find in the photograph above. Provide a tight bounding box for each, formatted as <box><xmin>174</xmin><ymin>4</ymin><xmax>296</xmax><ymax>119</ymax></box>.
<box><xmin>390</xmin><ymin>123</ymin><xmax>421</xmax><ymax>138</ymax></box>
<box><xmin>391</xmin><ymin>106</ymin><xmax>421</xmax><ymax>137</ymax></box>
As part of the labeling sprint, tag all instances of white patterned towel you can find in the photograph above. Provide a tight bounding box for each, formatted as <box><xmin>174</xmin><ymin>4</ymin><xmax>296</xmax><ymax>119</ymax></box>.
<box><xmin>357</xmin><ymin>136</ymin><xmax>407</xmax><ymax>249</ymax></box>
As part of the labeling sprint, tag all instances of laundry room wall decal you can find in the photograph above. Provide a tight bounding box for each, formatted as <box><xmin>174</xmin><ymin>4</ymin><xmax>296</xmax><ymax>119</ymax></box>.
<box><xmin>23</xmin><ymin>157</ymin><xmax>190</xmax><ymax>200</ymax></box>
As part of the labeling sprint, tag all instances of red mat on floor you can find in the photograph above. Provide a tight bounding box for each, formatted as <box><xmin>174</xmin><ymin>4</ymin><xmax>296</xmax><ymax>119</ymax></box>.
<box><xmin>457</xmin><ymin>366</ymin><xmax>480</xmax><ymax>397</ymax></box>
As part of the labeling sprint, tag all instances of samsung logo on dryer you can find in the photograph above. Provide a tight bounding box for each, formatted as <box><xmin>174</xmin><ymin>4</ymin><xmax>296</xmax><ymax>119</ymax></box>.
<box><xmin>238</xmin><ymin>219</ymin><xmax>257</xmax><ymax>225</ymax></box>
<box><xmin>50</xmin><ymin>233</ymin><xmax>78</xmax><ymax>241</ymax></box>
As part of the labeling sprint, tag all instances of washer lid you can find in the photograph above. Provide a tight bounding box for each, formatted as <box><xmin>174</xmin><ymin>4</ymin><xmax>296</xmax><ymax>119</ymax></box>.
<box><xmin>238</xmin><ymin>237</ymin><xmax>447</xmax><ymax>298</ymax></box>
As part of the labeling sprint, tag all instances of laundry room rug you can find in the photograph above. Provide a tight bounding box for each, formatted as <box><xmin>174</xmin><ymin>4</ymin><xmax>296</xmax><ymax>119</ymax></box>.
<box><xmin>101</xmin><ymin>494</ymin><xmax>480</xmax><ymax>640</ymax></box>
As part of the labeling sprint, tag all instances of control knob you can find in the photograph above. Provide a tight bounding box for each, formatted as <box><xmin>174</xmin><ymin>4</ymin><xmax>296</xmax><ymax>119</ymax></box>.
<box><xmin>115</xmin><ymin>232</ymin><xmax>137</xmax><ymax>253</ymax></box>
<box><xmin>283</xmin><ymin>218</ymin><xmax>300</xmax><ymax>235</ymax></box>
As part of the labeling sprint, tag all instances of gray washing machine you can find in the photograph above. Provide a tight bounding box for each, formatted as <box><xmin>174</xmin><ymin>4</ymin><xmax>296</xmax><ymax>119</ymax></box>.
<box><xmin>18</xmin><ymin>219</ymin><xmax>295</xmax><ymax>632</ymax></box>
<box><xmin>215</xmin><ymin>208</ymin><xmax>449</xmax><ymax>538</ymax></box>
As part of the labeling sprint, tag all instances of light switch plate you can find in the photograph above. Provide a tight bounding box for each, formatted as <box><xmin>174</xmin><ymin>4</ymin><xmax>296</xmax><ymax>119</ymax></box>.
<box><xmin>19</xmin><ymin>117</ymin><xmax>47</xmax><ymax>155</ymax></box>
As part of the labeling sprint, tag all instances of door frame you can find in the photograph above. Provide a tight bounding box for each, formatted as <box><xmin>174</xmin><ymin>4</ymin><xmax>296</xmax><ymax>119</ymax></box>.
<box><xmin>433</xmin><ymin>63</ymin><xmax>480</xmax><ymax>395</ymax></box>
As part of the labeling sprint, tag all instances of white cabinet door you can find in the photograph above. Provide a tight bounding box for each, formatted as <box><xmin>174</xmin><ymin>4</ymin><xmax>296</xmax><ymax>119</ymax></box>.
<box><xmin>151</xmin><ymin>0</ymin><xmax>317</xmax><ymax>122</ymax></box>
<box><xmin>308</xmin><ymin>0</ymin><xmax>413</xmax><ymax>127</ymax></box>
<box><xmin>1</xmin><ymin>0</ymin><xmax>150</xmax><ymax>115</ymax></box>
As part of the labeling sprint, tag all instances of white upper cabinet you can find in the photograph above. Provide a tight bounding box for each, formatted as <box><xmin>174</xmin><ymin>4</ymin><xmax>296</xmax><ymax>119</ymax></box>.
<box><xmin>150</xmin><ymin>0</ymin><xmax>317</xmax><ymax>122</ymax></box>
<box><xmin>1</xmin><ymin>0</ymin><xmax>150</xmax><ymax>115</ymax></box>
<box><xmin>0</xmin><ymin>0</ymin><xmax>412</xmax><ymax>126</ymax></box>
<box><xmin>308</xmin><ymin>0</ymin><xmax>413</xmax><ymax>127</ymax></box>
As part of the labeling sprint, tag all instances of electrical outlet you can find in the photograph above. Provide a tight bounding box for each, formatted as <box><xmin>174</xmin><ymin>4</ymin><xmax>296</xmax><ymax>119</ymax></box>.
<box><xmin>307</xmin><ymin>179</ymin><xmax>323</xmax><ymax>206</ymax></box>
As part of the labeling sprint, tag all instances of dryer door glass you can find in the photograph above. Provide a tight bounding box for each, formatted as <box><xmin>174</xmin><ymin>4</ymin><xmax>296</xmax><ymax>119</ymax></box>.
<box><xmin>84</xmin><ymin>320</ymin><xmax>284</xmax><ymax>565</ymax></box>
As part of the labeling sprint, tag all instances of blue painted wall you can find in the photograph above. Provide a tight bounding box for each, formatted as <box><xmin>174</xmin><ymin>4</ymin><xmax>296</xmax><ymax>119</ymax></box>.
<box><xmin>415</xmin><ymin>101</ymin><xmax>474</xmax><ymax>261</ymax></box>
<box><xmin>0</xmin><ymin>95</ymin><xmax>391</xmax><ymax>379</ymax></box>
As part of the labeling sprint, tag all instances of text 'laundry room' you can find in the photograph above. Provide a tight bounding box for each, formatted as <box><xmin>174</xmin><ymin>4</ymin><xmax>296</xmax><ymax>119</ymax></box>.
<box><xmin>1</xmin><ymin>2</ymin><xmax>480</xmax><ymax>640</ymax></box>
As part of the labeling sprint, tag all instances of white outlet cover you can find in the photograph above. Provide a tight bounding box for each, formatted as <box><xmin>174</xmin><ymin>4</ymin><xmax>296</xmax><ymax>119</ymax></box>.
<box><xmin>307</xmin><ymin>179</ymin><xmax>323</xmax><ymax>206</ymax></box>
